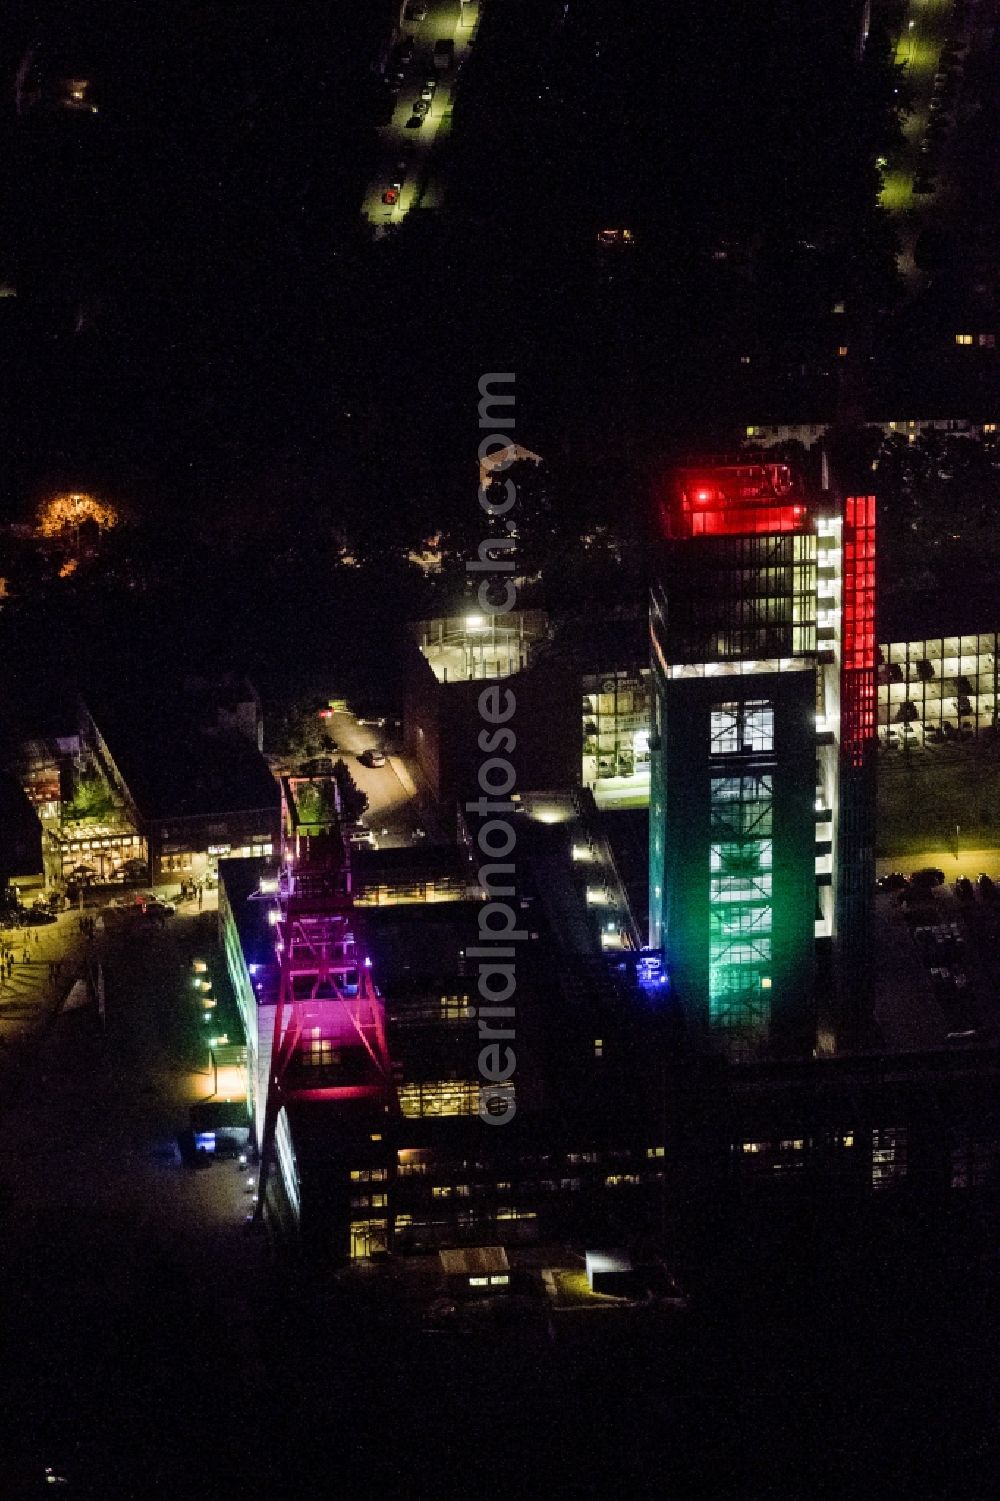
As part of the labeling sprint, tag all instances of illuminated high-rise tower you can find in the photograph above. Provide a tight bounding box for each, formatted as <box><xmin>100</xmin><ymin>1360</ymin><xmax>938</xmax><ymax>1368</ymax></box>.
<box><xmin>649</xmin><ymin>462</ymin><xmax>875</xmax><ymax>1062</ymax></box>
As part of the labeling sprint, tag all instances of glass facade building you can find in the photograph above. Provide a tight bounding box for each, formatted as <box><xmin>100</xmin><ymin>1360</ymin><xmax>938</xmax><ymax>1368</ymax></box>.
<box><xmin>649</xmin><ymin>463</ymin><xmax>876</xmax><ymax>1062</ymax></box>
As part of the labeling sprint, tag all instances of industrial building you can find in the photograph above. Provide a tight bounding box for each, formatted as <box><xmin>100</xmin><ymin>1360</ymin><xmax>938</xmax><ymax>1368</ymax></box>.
<box><xmin>649</xmin><ymin>461</ymin><xmax>876</xmax><ymax>1062</ymax></box>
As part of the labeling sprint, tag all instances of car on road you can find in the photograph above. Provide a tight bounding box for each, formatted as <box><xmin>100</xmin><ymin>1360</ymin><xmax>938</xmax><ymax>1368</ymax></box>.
<box><xmin>382</xmin><ymin>186</ymin><xmax>400</xmax><ymax>205</ymax></box>
<box><xmin>405</xmin><ymin>114</ymin><xmax>424</xmax><ymax>129</ymax></box>
<box><xmin>404</xmin><ymin>2</ymin><xmax>428</xmax><ymax>20</ymax></box>
<box><xmin>359</xmin><ymin>748</ymin><xmax>387</xmax><ymax>768</ymax></box>
<box><xmin>412</xmin><ymin>97</ymin><xmax>430</xmax><ymax>116</ymax></box>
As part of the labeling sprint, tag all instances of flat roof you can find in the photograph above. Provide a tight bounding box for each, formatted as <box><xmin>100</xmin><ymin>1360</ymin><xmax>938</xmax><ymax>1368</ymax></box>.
<box><xmin>86</xmin><ymin>696</ymin><xmax>278</xmax><ymax>821</ymax></box>
<box><xmin>218</xmin><ymin>857</ymin><xmax>279</xmax><ymax>982</ymax></box>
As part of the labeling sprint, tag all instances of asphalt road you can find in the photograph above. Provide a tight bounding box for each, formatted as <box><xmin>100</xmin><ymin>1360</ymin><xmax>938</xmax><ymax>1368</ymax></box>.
<box><xmin>326</xmin><ymin>707</ymin><xmax>435</xmax><ymax>845</ymax></box>
<box><xmin>361</xmin><ymin>0</ymin><xmax>480</xmax><ymax>231</ymax></box>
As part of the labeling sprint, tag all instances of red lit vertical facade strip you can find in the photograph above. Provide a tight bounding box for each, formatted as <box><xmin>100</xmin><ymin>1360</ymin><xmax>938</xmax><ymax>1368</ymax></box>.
<box><xmin>842</xmin><ymin>495</ymin><xmax>876</xmax><ymax>767</ymax></box>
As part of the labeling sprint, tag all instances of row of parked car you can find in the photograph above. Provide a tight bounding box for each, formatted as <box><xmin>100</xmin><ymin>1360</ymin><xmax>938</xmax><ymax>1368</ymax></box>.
<box><xmin>0</xmin><ymin>900</ymin><xmax>58</xmax><ymax>929</ymax></box>
<box><xmin>107</xmin><ymin>893</ymin><xmax>176</xmax><ymax>919</ymax></box>
<box><xmin>907</xmin><ymin>899</ymin><xmax>978</xmax><ymax>1040</ymax></box>
<box><xmin>880</xmin><ymin>866</ymin><xmax>982</xmax><ymax>1039</ymax></box>
<box><xmin>913</xmin><ymin>25</ymin><xmax>969</xmax><ymax>193</ymax></box>
<box><xmin>884</xmin><ymin>720</ymin><xmax>976</xmax><ymax>748</ymax></box>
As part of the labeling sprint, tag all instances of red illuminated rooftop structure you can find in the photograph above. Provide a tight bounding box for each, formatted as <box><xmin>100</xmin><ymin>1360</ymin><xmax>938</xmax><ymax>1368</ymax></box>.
<box><xmin>665</xmin><ymin>463</ymin><xmax>811</xmax><ymax>538</ymax></box>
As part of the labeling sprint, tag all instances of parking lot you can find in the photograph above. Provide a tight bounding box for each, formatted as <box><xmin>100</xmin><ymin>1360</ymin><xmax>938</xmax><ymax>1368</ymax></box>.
<box><xmin>875</xmin><ymin>869</ymin><xmax>1000</xmax><ymax>1050</ymax></box>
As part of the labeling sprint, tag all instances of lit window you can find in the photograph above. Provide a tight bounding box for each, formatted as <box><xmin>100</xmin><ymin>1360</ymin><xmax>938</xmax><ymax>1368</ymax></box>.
<box><xmin>955</xmin><ymin>333</ymin><xmax>973</xmax><ymax>346</ymax></box>
<box><xmin>469</xmin><ymin>1276</ymin><xmax>489</xmax><ymax>1286</ymax></box>
<box><xmin>745</xmin><ymin>425</ymin><xmax>759</xmax><ymax>438</ymax></box>
<box><xmin>489</xmin><ymin>1274</ymin><xmax>509</xmax><ymax>1286</ymax></box>
<box><xmin>594</xmin><ymin>1038</ymin><xmax>603</xmax><ymax>1058</ymax></box>
<box><xmin>984</xmin><ymin>423</ymin><xmax>997</xmax><ymax>434</ymax></box>
<box><xmin>841</xmin><ymin>1133</ymin><xmax>854</xmax><ymax>1148</ymax></box>
<box><xmin>761</xmin><ymin>975</ymin><xmax>772</xmax><ymax>989</ymax></box>
<box><xmin>837</xmin><ymin>345</ymin><xmax>848</xmax><ymax>358</ymax></box>
<box><xmin>646</xmin><ymin>1146</ymin><xmax>665</xmax><ymax>1159</ymax></box>
<box><xmin>741</xmin><ymin>1141</ymin><xmax>764</xmax><ymax>1154</ymax></box>
<box><xmin>710</xmin><ymin>701</ymin><xmax>774</xmax><ymax>755</ymax></box>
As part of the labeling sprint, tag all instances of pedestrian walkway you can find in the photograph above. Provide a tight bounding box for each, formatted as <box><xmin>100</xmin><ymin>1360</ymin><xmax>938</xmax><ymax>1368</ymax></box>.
<box><xmin>0</xmin><ymin>912</ymin><xmax>91</xmax><ymax>1106</ymax></box>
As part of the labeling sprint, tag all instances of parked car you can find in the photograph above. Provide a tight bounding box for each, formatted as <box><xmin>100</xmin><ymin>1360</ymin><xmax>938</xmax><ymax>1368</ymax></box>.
<box><xmin>24</xmin><ymin>908</ymin><xmax>57</xmax><ymax>926</ymax></box>
<box><xmin>412</xmin><ymin>97</ymin><xmax>430</xmax><ymax>116</ymax></box>
<box><xmin>956</xmin><ymin>877</ymin><xmax>975</xmax><ymax>902</ymax></box>
<box><xmin>877</xmin><ymin>872</ymin><xmax>908</xmax><ymax>892</ymax></box>
<box><xmin>346</xmin><ymin>825</ymin><xmax>376</xmax><ymax>849</ymax></box>
<box><xmin>359</xmin><ymin>748</ymin><xmax>387</xmax><ymax>768</ymax></box>
<box><xmin>977</xmin><ymin>874</ymin><xmax>997</xmax><ymax>901</ymax></box>
<box><xmin>911</xmin><ymin>867</ymin><xmax>946</xmax><ymax>888</ymax></box>
<box><xmin>405</xmin><ymin>114</ymin><xmax>424</xmax><ymax>129</ymax></box>
<box><xmin>433</xmin><ymin>37</ymin><xmax>455</xmax><ymax>70</ymax></box>
<box><xmin>301</xmin><ymin>755</ymin><xmax>336</xmax><ymax>775</ymax></box>
<box><xmin>144</xmin><ymin>898</ymin><xmax>176</xmax><ymax>917</ymax></box>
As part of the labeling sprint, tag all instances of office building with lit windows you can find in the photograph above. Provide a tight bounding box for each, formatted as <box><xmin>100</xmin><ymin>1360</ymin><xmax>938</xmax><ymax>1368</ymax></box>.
<box><xmin>649</xmin><ymin>462</ymin><xmax>876</xmax><ymax>1062</ymax></box>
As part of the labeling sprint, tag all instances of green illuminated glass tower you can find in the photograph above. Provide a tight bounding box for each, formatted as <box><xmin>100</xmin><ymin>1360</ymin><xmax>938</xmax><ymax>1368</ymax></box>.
<box><xmin>649</xmin><ymin>463</ymin><xmax>875</xmax><ymax>1062</ymax></box>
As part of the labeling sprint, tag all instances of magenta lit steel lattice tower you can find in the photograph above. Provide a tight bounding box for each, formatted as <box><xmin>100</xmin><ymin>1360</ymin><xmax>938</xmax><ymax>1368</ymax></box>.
<box><xmin>254</xmin><ymin>780</ymin><xmax>395</xmax><ymax>1237</ymax></box>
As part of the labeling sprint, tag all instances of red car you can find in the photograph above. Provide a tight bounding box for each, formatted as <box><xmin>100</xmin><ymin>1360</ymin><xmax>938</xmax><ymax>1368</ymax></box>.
<box><xmin>382</xmin><ymin>186</ymin><xmax>399</xmax><ymax>206</ymax></box>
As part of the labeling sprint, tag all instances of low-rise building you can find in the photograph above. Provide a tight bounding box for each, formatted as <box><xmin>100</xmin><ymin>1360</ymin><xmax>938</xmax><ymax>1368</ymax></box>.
<box><xmin>81</xmin><ymin>693</ymin><xmax>279</xmax><ymax>884</ymax></box>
